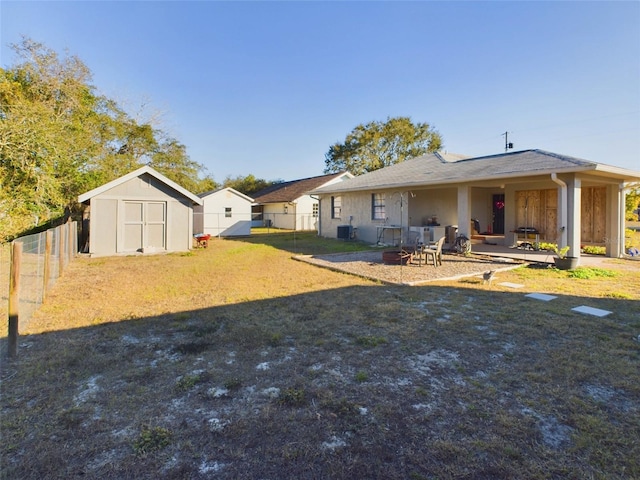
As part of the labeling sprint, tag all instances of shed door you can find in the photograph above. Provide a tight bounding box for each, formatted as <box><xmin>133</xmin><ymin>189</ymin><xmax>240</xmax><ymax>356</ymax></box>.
<box><xmin>123</xmin><ymin>201</ymin><xmax>166</xmax><ymax>252</ymax></box>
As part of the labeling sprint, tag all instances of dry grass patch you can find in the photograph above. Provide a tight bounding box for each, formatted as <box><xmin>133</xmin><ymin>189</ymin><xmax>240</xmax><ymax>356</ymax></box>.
<box><xmin>1</xmin><ymin>233</ymin><xmax>639</xmax><ymax>479</ymax></box>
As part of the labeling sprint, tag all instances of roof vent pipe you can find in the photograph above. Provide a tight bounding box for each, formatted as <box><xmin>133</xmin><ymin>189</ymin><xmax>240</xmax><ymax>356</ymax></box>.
<box><xmin>551</xmin><ymin>173</ymin><xmax>568</xmax><ymax>248</ymax></box>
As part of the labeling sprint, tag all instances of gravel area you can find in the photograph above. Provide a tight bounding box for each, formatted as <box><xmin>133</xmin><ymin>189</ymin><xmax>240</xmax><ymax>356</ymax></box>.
<box><xmin>296</xmin><ymin>249</ymin><xmax>525</xmax><ymax>285</ymax></box>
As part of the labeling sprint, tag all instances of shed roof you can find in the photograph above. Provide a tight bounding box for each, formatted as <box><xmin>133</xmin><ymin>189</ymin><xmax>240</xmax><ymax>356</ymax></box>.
<box><xmin>313</xmin><ymin>150</ymin><xmax>640</xmax><ymax>194</ymax></box>
<box><xmin>78</xmin><ymin>165</ymin><xmax>202</xmax><ymax>205</ymax></box>
<box><xmin>252</xmin><ymin>172</ymin><xmax>352</xmax><ymax>204</ymax></box>
<box><xmin>198</xmin><ymin>186</ymin><xmax>255</xmax><ymax>203</ymax></box>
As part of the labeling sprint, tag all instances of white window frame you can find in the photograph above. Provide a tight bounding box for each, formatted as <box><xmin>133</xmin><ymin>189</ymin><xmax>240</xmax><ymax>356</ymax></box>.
<box><xmin>331</xmin><ymin>196</ymin><xmax>342</xmax><ymax>219</ymax></box>
<box><xmin>372</xmin><ymin>193</ymin><xmax>385</xmax><ymax>220</ymax></box>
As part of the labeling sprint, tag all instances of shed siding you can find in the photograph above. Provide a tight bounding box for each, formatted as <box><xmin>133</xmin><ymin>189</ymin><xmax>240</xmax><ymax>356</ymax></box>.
<box><xmin>86</xmin><ymin>174</ymin><xmax>194</xmax><ymax>256</ymax></box>
<box><xmin>91</xmin><ymin>198</ymin><xmax>118</xmax><ymax>255</ymax></box>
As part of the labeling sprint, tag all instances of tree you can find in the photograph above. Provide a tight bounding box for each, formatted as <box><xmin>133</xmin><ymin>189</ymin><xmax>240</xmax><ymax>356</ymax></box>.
<box><xmin>324</xmin><ymin>116</ymin><xmax>443</xmax><ymax>175</ymax></box>
<box><xmin>222</xmin><ymin>174</ymin><xmax>281</xmax><ymax>196</ymax></box>
<box><xmin>1</xmin><ymin>38</ymin><xmax>110</xmax><ymax>238</ymax></box>
<box><xmin>626</xmin><ymin>184</ymin><xmax>640</xmax><ymax>221</ymax></box>
<box><xmin>150</xmin><ymin>137</ymin><xmax>218</xmax><ymax>194</ymax></box>
<box><xmin>0</xmin><ymin>37</ymin><xmax>214</xmax><ymax>241</ymax></box>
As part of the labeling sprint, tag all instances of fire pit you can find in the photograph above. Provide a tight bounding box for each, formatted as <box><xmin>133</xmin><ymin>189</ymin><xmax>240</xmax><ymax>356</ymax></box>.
<box><xmin>382</xmin><ymin>249</ymin><xmax>412</xmax><ymax>265</ymax></box>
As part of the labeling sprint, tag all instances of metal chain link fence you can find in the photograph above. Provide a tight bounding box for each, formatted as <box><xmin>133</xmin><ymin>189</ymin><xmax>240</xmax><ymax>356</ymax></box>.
<box><xmin>2</xmin><ymin>222</ymin><xmax>77</xmax><ymax>335</ymax></box>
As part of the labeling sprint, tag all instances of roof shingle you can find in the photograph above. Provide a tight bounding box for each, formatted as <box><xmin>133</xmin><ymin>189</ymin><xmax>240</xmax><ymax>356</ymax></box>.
<box><xmin>252</xmin><ymin>172</ymin><xmax>350</xmax><ymax>203</ymax></box>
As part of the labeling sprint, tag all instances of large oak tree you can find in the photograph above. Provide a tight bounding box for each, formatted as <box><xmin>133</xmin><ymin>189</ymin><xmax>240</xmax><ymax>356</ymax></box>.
<box><xmin>324</xmin><ymin>116</ymin><xmax>442</xmax><ymax>175</ymax></box>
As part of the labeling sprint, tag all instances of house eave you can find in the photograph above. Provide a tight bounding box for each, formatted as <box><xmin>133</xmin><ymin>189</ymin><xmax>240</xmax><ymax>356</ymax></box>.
<box><xmin>313</xmin><ymin>164</ymin><xmax>640</xmax><ymax>196</ymax></box>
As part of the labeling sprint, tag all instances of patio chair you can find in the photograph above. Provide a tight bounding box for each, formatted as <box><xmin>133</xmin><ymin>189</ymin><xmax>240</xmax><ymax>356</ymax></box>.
<box><xmin>424</xmin><ymin>236</ymin><xmax>445</xmax><ymax>267</ymax></box>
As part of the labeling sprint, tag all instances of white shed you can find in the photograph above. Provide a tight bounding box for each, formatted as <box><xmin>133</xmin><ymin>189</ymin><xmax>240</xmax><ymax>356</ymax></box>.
<box><xmin>78</xmin><ymin>166</ymin><xmax>202</xmax><ymax>256</ymax></box>
<box><xmin>194</xmin><ymin>187</ymin><xmax>254</xmax><ymax>237</ymax></box>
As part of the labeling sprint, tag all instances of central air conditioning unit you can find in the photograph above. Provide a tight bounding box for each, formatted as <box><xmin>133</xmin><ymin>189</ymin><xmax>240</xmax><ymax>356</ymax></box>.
<box><xmin>337</xmin><ymin>225</ymin><xmax>352</xmax><ymax>240</ymax></box>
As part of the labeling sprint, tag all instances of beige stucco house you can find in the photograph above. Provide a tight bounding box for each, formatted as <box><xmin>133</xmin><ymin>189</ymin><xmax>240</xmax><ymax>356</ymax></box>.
<box><xmin>78</xmin><ymin>166</ymin><xmax>202</xmax><ymax>256</ymax></box>
<box><xmin>312</xmin><ymin>150</ymin><xmax>640</xmax><ymax>262</ymax></box>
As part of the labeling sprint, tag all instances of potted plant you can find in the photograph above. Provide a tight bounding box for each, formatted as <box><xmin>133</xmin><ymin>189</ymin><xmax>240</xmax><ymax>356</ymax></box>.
<box><xmin>551</xmin><ymin>244</ymin><xmax>579</xmax><ymax>270</ymax></box>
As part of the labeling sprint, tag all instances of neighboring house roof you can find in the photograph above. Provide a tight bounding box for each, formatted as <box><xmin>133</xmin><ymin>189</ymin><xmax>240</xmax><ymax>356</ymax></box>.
<box><xmin>252</xmin><ymin>172</ymin><xmax>353</xmax><ymax>204</ymax></box>
<box><xmin>198</xmin><ymin>186</ymin><xmax>255</xmax><ymax>203</ymax></box>
<box><xmin>78</xmin><ymin>165</ymin><xmax>203</xmax><ymax>205</ymax></box>
<box><xmin>313</xmin><ymin>150</ymin><xmax>640</xmax><ymax>194</ymax></box>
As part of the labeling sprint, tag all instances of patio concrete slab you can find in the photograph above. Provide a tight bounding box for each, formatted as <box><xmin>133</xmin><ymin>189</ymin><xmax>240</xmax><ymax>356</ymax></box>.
<box><xmin>571</xmin><ymin>306</ymin><xmax>612</xmax><ymax>317</ymax></box>
<box><xmin>526</xmin><ymin>293</ymin><xmax>558</xmax><ymax>301</ymax></box>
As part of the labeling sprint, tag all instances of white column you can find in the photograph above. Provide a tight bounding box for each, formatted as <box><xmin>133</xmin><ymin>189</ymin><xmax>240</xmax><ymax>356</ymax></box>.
<box><xmin>567</xmin><ymin>177</ymin><xmax>581</xmax><ymax>264</ymax></box>
<box><xmin>457</xmin><ymin>185</ymin><xmax>471</xmax><ymax>238</ymax></box>
<box><xmin>551</xmin><ymin>173</ymin><xmax>568</xmax><ymax>247</ymax></box>
<box><xmin>609</xmin><ymin>184</ymin><xmax>625</xmax><ymax>258</ymax></box>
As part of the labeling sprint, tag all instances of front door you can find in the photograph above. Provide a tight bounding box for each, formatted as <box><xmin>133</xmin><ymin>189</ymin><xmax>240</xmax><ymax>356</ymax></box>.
<box><xmin>492</xmin><ymin>194</ymin><xmax>505</xmax><ymax>234</ymax></box>
<box><xmin>123</xmin><ymin>201</ymin><xmax>166</xmax><ymax>252</ymax></box>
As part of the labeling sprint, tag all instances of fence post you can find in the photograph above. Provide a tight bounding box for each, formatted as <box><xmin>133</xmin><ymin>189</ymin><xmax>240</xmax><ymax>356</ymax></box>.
<box><xmin>8</xmin><ymin>242</ymin><xmax>22</xmax><ymax>358</ymax></box>
<box><xmin>58</xmin><ymin>225</ymin><xmax>65</xmax><ymax>275</ymax></box>
<box><xmin>67</xmin><ymin>221</ymin><xmax>74</xmax><ymax>261</ymax></box>
<box><xmin>43</xmin><ymin>230</ymin><xmax>53</xmax><ymax>298</ymax></box>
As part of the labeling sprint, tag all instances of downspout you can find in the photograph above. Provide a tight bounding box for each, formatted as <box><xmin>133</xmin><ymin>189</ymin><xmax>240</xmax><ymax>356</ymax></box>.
<box><xmin>310</xmin><ymin>195</ymin><xmax>320</xmax><ymax>236</ymax></box>
<box><xmin>551</xmin><ymin>173</ymin><xmax>568</xmax><ymax>247</ymax></box>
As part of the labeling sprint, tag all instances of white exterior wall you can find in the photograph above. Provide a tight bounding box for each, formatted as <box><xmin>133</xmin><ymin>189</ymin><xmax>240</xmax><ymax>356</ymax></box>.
<box><xmin>261</xmin><ymin>197</ymin><xmax>319</xmax><ymax>231</ymax></box>
<box><xmin>295</xmin><ymin>195</ymin><xmax>320</xmax><ymax>231</ymax></box>
<box><xmin>262</xmin><ymin>203</ymin><xmax>293</xmax><ymax>229</ymax></box>
<box><xmin>199</xmin><ymin>188</ymin><xmax>252</xmax><ymax>237</ymax></box>
<box><xmin>320</xmin><ymin>187</ymin><xmax>460</xmax><ymax>245</ymax></box>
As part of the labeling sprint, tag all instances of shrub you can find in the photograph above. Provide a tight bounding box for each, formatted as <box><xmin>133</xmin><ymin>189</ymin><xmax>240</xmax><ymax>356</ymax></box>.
<box><xmin>132</xmin><ymin>426</ymin><xmax>172</xmax><ymax>455</ymax></box>
<box><xmin>582</xmin><ymin>245</ymin><xmax>606</xmax><ymax>255</ymax></box>
<box><xmin>278</xmin><ymin>387</ymin><xmax>306</xmax><ymax>406</ymax></box>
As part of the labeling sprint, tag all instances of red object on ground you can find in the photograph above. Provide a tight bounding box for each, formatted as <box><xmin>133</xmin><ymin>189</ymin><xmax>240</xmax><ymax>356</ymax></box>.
<box><xmin>194</xmin><ymin>234</ymin><xmax>211</xmax><ymax>248</ymax></box>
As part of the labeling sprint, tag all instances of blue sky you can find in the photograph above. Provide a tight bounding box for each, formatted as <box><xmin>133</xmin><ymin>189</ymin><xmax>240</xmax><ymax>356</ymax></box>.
<box><xmin>2</xmin><ymin>1</ymin><xmax>639</xmax><ymax>183</ymax></box>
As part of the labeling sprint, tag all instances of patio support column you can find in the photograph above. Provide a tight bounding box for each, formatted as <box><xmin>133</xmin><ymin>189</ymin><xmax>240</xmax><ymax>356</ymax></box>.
<box><xmin>457</xmin><ymin>185</ymin><xmax>471</xmax><ymax>238</ymax></box>
<box><xmin>551</xmin><ymin>173</ymin><xmax>568</xmax><ymax>248</ymax></box>
<box><xmin>567</xmin><ymin>176</ymin><xmax>581</xmax><ymax>265</ymax></box>
<box><xmin>609</xmin><ymin>184</ymin><xmax>625</xmax><ymax>258</ymax></box>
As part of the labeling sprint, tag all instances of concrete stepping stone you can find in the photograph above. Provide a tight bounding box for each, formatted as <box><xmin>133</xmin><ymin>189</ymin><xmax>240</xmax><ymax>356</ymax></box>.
<box><xmin>571</xmin><ymin>306</ymin><xmax>612</xmax><ymax>317</ymax></box>
<box><xmin>498</xmin><ymin>282</ymin><xmax>525</xmax><ymax>289</ymax></box>
<box><xmin>526</xmin><ymin>293</ymin><xmax>558</xmax><ymax>302</ymax></box>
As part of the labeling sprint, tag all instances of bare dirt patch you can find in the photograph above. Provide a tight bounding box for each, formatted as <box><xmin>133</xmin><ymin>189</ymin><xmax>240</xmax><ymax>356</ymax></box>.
<box><xmin>1</xmin><ymin>234</ymin><xmax>639</xmax><ymax>479</ymax></box>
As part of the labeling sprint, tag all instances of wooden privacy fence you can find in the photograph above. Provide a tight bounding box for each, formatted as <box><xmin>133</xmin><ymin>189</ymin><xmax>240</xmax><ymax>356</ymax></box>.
<box><xmin>2</xmin><ymin>221</ymin><xmax>78</xmax><ymax>357</ymax></box>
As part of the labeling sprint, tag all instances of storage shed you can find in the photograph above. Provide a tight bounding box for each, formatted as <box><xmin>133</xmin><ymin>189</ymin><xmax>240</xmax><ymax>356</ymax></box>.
<box><xmin>194</xmin><ymin>187</ymin><xmax>254</xmax><ymax>237</ymax></box>
<box><xmin>78</xmin><ymin>166</ymin><xmax>202</xmax><ymax>256</ymax></box>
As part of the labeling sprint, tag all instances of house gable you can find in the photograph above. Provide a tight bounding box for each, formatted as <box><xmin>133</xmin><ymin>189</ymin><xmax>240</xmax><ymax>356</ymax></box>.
<box><xmin>252</xmin><ymin>172</ymin><xmax>353</xmax><ymax>204</ymax></box>
<box><xmin>78</xmin><ymin>165</ymin><xmax>202</xmax><ymax>205</ymax></box>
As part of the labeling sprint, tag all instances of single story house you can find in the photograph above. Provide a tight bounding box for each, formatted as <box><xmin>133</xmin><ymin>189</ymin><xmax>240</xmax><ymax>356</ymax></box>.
<box><xmin>194</xmin><ymin>187</ymin><xmax>254</xmax><ymax>237</ymax></box>
<box><xmin>78</xmin><ymin>165</ymin><xmax>202</xmax><ymax>256</ymax></box>
<box><xmin>312</xmin><ymin>149</ymin><xmax>640</xmax><ymax>261</ymax></box>
<box><xmin>252</xmin><ymin>172</ymin><xmax>354</xmax><ymax>231</ymax></box>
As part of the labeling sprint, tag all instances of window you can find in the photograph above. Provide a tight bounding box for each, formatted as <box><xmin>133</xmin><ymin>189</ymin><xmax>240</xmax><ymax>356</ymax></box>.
<box><xmin>331</xmin><ymin>196</ymin><xmax>342</xmax><ymax>219</ymax></box>
<box><xmin>372</xmin><ymin>193</ymin><xmax>385</xmax><ymax>220</ymax></box>
<box><xmin>312</xmin><ymin>203</ymin><xmax>319</xmax><ymax>218</ymax></box>
<box><xmin>225</xmin><ymin>207</ymin><xmax>232</xmax><ymax>218</ymax></box>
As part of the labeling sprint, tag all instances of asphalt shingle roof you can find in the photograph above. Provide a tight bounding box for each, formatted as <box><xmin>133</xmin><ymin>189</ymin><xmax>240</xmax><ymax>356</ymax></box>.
<box><xmin>313</xmin><ymin>149</ymin><xmax>638</xmax><ymax>194</ymax></box>
<box><xmin>252</xmin><ymin>172</ymin><xmax>349</xmax><ymax>203</ymax></box>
